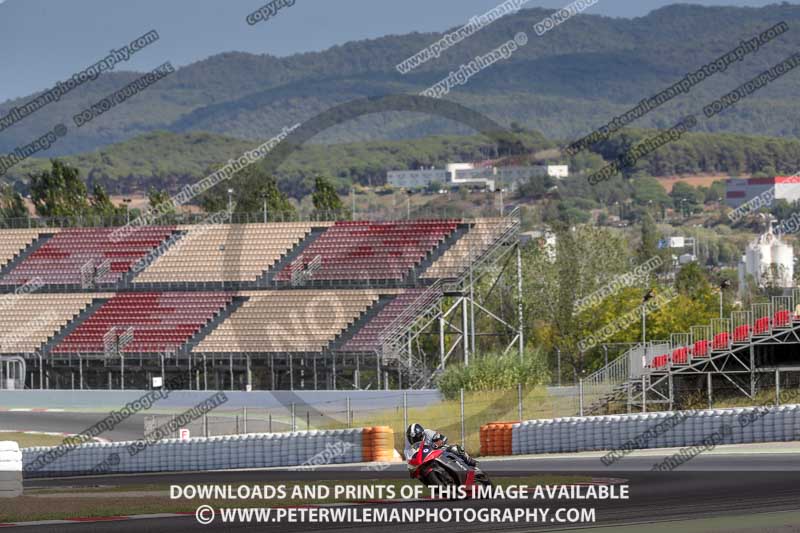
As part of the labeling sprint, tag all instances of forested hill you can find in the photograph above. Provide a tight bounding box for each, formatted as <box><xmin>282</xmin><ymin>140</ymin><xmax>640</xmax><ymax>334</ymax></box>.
<box><xmin>2</xmin><ymin>4</ymin><xmax>800</xmax><ymax>158</ymax></box>
<box><xmin>7</xmin><ymin>127</ymin><xmax>800</xmax><ymax>196</ymax></box>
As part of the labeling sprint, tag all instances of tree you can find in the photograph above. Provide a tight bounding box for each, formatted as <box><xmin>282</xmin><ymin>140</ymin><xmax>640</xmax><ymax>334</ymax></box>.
<box><xmin>637</xmin><ymin>212</ymin><xmax>661</xmax><ymax>265</ymax></box>
<box><xmin>90</xmin><ymin>184</ymin><xmax>125</xmax><ymax>219</ymax></box>
<box><xmin>312</xmin><ymin>176</ymin><xmax>346</xmax><ymax>218</ymax></box>
<box><xmin>0</xmin><ymin>185</ymin><xmax>27</xmax><ymax>226</ymax></box>
<box><xmin>29</xmin><ymin>160</ymin><xmax>90</xmax><ymax>217</ymax></box>
<box><xmin>675</xmin><ymin>262</ymin><xmax>711</xmax><ymax>295</ymax></box>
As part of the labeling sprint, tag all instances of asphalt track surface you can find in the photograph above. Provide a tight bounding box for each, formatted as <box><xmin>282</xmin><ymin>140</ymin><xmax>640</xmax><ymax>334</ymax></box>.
<box><xmin>15</xmin><ymin>452</ymin><xmax>800</xmax><ymax>533</ymax></box>
<box><xmin>0</xmin><ymin>412</ymin><xmax>145</xmax><ymax>442</ymax></box>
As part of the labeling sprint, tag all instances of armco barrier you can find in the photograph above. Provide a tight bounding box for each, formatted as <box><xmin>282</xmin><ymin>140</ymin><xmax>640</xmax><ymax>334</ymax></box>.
<box><xmin>22</xmin><ymin>427</ymin><xmax>396</xmax><ymax>478</ymax></box>
<box><xmin>509</xmin><ymin>404</ymin><xmax>800</xmax><ymax>456</ymax></box>
<box><xmin>0</xmin><ymin>441</ymin><xmax>22</xmax><ymax>497</ymax></box>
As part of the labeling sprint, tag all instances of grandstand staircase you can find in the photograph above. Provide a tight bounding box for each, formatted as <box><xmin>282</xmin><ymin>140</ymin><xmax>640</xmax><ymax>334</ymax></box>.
<box><xmin>379</xmin><ymin>281</ymin><xmax>445</xmax><ymax>388</ymax></box>
<box><xmin>180</xmin><ymin>295</ymin><xmax>248</xmax><ymax>355</ymax></box>
<box><xmin>0</xmin><ymin>233</ymin><xmax>53</xmax><ymax>284</ymax></box>
<box><xmin>124</xmin><ymin>229</ymin><xmax>187</xmax><ymax>288</ymax></box>
<box><xmin>261</xmin><ymin>227</ymin><xmax>327</xmax><ymax>286</ymax></box>
<box><xmin>41</xmin><ymin>297</ymin><xmax>111</xmax><ymax>355</ymax></box>
<box><xmin>329</xmin><ymin>295</ymin><xmax>395</xmax><ymax>352</ymax></box>
<box><xmin>412</xmin><ymin>224</ymin><xmax>469</xmax><ymax>281</ymax></box>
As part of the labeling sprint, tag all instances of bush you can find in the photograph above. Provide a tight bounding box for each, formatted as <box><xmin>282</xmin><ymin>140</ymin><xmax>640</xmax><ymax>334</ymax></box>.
<box><xmin>437</xmin><ymin>350</ymin><xmax>549</xmax><ymax>400</ymax></box>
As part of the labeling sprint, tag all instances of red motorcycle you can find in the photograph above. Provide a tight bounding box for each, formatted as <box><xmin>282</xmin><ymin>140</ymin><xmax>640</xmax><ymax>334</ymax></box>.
<box><xmin>407</xmin><ymin>440</ymin><xmax>492</xmax><ymax>489</ymax></box>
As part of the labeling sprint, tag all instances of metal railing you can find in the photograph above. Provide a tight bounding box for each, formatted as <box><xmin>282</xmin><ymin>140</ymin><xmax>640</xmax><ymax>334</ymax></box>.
<box><xmin>0</xmin><ymin>356</ymin><xmax>26</xmax><ymax>390</ymax></box>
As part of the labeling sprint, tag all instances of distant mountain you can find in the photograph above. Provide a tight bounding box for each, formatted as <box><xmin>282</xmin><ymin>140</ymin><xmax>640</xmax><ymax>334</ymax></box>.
<box><xmin>2</xmin><ymin>4</ymin><xmax>800</xmax><ymax>161</ymax></box>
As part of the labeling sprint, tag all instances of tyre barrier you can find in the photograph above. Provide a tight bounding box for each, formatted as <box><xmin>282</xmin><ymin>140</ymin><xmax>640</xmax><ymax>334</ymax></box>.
<box><xmin>362</xmin><ymin>426</ymin><xmax>395</xmax><ymax>463</ymax></box>
<box><xmin>0</xmin><ymin>441</ymin><xmax>22</xmax><ymax>497</ymax></box>
<box><xmin>510</xmin><ymin>404</ymin><xmax>800</xmax><ymax>456</ymax></box>
<box><xmin>480</xmin><ymin>422</ymin><xmax>515</xmax><ymax>456</ymax></box>
<box><xmin>21</xmin><ymin>427</ymin><xmax>397</xmax><ymax>478</ymax></box>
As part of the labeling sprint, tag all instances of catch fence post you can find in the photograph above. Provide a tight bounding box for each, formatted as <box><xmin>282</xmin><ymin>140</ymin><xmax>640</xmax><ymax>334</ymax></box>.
<box><xmin>460</xmin><ymin>388</ymin><xmax>465</xmax><ymax>445</ymax></box>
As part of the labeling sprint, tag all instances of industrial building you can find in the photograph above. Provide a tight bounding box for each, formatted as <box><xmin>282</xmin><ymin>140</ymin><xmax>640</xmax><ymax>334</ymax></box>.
<box><xmin>725</xmin><ymin>176</ymin><xmax>800</xmax><ymax>208</ymax></box>
<box><xmin>387</xmin><ymin>163</ymin><xmax>568</xmax><ymax>191</ymax></box>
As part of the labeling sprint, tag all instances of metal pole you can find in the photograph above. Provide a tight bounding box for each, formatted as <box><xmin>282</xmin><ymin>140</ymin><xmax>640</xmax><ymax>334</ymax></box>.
<box><xmin>462</xmin><ymin>298</ymin><xmax>469</xmax><ymax>366</ymax></box>
<box><xmin>642</xmin><ymin>375</ymin><xmax>647</xmax><ymax>413</ymax></box>
<box><xmin>556</xmin><ymin>348</ymin><xmax>561</xmax><ymax>387</ymax></box>
<box><xmin>579</xmin><ymin>379</ymin><xmax>584</xmax><ymax>416</ymax></box>
<box><xmin>291</xmin><ymin>403</ymin><xmax>296</xmax><ymax>431</ymax></box>
<box><xmin>719</xmin><ymin>290</ymin><xmax>723</xmax><ymax>320</ymax></box>
<box><xmin>469</xmin><ymin>238</ymin><xmax>476</xmax><ymax>356</ymax></box>
<box><xmin>203</xmin><ymin>354</ymin><xmax>208</xmax><ymax>391</ymax></box>
<box><xmin>517</xmin><ymin>383</ymin><xmax>523</xmax><ymax>420</ymax></box>
<box><xmin>243</xmin><ymin>408</ymin><xmax>248</xmax><ymax>434</ymax></box>
<box><xmin>246</xmin><ymin>355</ymin><xmax>251</xmax><ymax>392</ymax></box>
<box><xmin>517</xmin><ymin>245</ymin><xmax>524</xmax><ymax>362</ymax></box>
<box><xmin>642</xmin><ymin>305</ymin><xmax>647</xmax><ymax>371</ymax></box>
<box><xmin>439</xmin><ymin>315</ymin><xmax>445</xmax><ymax>369</ymax></box>
<box><xmin>403</xmin><ymin>392</ymin><xmax>408</xmax><ymax>431</ymax></box>
<box><xmin>203</xmin><ymin>414</ymin><xmax>208</xmax><ymax>437</ymax></box>
<box><xmin>269</xmin><ymin>412</ymin><xmax>272</xmax><ymax>433</ymax></box>
<box><xmin>460</xmin><ymin>388</ymin><xmax>465</xmax><ymax>445</ymax></box>
<box><xmin>229</xmin><ymin>354</ymin><xmax>234</xmax><ymax>391</ymax></box>
<box><xmin>79</xmin><ymin>355</ymin><xmax>83</xmax><ymax>390</ymax></box>
<box><xmin>776</xmin><ymin>369</ymin><xmax>781</xmax><ymax>406</ymax></box>
<box><xmin>289</xmin><ymin>354</ymin><xmax>294</xmax><ymax>390</ymax></box>
<box><xmin>120</xmin><ymin>355</ymin><xmax>124</xmax><ymax>391</ymax></box>
<box><xmin>347</xmin><ymin>396</ymin><xmax>352</xmax><ymax>428</ymax></box>
<box><xmin>707</xmin><ymin>373</ymin><xmax>713</xmax><ymax>409</ymax></box>
<box><xmin>306</xmin><ymin>410</ymin><xmax>310</xmax><ymax>430</ymax></box>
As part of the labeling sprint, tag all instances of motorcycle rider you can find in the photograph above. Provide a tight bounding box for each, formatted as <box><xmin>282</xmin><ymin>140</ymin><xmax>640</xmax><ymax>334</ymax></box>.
<box><xmin>405</xmin><ymin>423</ymin><xmax>476</xmax><ymax>466</ymax></box>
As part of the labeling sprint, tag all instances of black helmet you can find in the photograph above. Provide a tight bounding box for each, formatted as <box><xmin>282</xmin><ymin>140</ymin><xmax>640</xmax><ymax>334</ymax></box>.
<box><xmin>406</xmin><ymin>423</ymin><xmax>425</xmax><ymax>445</ymax></box>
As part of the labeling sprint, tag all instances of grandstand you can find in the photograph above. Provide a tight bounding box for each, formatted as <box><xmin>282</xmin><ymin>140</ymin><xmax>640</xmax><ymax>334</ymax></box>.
<box><xmin>583</xmin><ymin>290</ymin><xmax>800</xmax><ymax>414</ymax></box>
<box><xmin>0</xmin><ymin>212</ymin><xmax>522</xmax><ymax>391</ymax></box>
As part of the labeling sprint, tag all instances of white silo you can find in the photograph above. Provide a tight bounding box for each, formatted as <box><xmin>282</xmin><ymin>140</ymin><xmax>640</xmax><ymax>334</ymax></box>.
<box><xmin>772</xmin><ymin>238</ymin><xmax>794</xmax><ymax>287</ymax></box>
<box><xmin>741</xmin><ymin>226</ymin><xmax>795</xmax><ymax>288</ymax></box>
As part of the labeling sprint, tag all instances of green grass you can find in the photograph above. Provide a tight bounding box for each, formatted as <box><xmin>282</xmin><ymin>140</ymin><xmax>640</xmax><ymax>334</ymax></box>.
<box><xmin>0</xmin><ymin>432</ymin><xmax>69</xmax><ymax>448</ymax></box>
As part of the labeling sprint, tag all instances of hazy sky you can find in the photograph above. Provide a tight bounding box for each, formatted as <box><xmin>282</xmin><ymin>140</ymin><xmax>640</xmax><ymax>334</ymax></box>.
<box><xmin>0</xmin><ymin>0</ymin><xmax>787</xmax><ymax>102</ymax></box>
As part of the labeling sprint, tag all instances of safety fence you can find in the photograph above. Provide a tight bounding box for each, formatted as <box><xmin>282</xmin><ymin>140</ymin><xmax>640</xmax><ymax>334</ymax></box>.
<box><xmin>21</xmin><ymin>426</ymin><xmax>395</xmax><ymax>478</ymax></box>
<box><xmin>0</xmin><ymin>442</ymin><xmax>22</xmax><ymax>497</ymax></box>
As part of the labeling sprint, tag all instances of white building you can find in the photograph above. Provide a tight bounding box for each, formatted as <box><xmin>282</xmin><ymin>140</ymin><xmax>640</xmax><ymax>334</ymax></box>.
<box><xmin>387</xmin><ymin>163</ymin><xmax>568</xmax><ymax>191</ymax></box>
<box><xmin>738</xmin><ymin>226</ymin><xmax>794</xmax><ymax>288</ymax></box>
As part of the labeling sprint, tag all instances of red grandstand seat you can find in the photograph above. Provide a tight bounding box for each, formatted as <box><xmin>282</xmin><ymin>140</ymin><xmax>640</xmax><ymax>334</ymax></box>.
<box><xmin>774</xmin><ymin>310</ymin><xmax>791</xmax><ymax>328</ymax></box>
<box><xmin>671</xmin><ymin>347</ymin><xmax>688</xmax><ymax>364</ymax></box>
<box><xmin>51</xmin><ymin>292</ymin><xmax>233</xmax><ymax>354</ymax></box>
<box><xmin>693</xmin><ymin>340</ymin><xmax>709</xmax><ymax>357</ymax></box>
<box><xmin>733</xmin><ymin>325</ymin><xmax>751</xmax><ymax>343</ymax></box>
<box><xmin>754</xmin><ymin>316</ymin><xmax>770</xmax><ymax>335</ymax></box>
<box><xmin>275</xmin><ymin>220</ymin><xmax>459</xmax><ymax>282</ymax></box>
<box><xmin>0</xmin><ymin>227</ymin><xmax>176</xmax><ymax>286</ymax></box>
<box><xmin>712</xmin><ymin>332</ymin><xmax>729</xmax><ymax>350</ymax></box>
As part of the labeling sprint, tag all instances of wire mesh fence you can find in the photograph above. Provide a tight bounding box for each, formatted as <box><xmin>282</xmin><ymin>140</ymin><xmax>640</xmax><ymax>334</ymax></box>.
<box><xmin>143</xmin><ymin>385</ymin><xmax>582</xmax><ymax>457</ymax></box>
